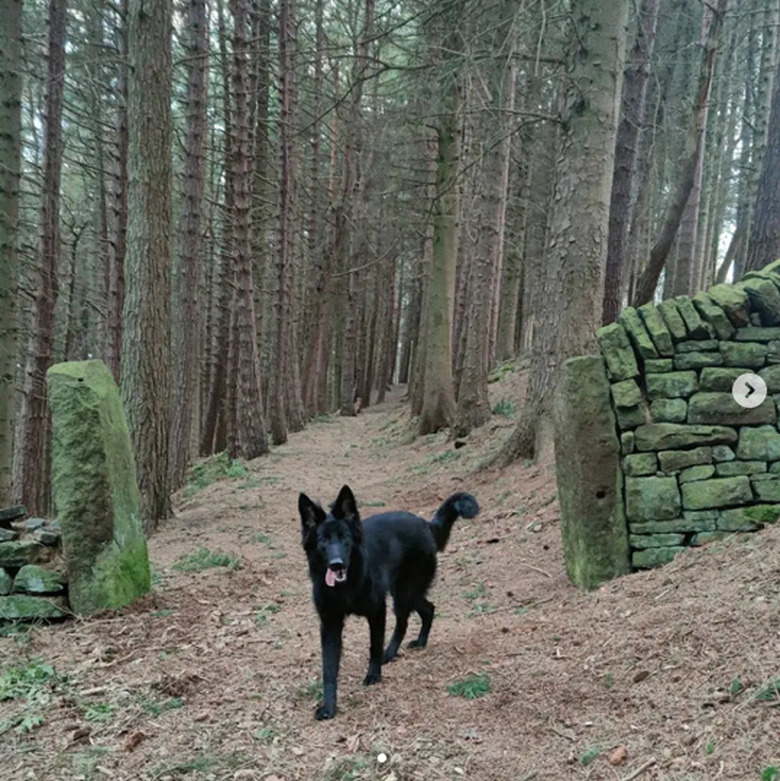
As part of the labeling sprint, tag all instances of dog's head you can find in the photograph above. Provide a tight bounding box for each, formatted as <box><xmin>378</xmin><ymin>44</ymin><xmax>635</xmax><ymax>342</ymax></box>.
<box><xmin>298</xmin><ymin>485</ymin><xmax>362</xmax><ymax>587</ymax></box>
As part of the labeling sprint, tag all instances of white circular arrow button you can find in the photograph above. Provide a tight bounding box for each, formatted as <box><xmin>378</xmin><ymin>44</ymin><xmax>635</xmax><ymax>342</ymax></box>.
<box><xmin>732</xmin><ymin>373</ymin><xmax>767</xmax><ymax>409</ymax></box>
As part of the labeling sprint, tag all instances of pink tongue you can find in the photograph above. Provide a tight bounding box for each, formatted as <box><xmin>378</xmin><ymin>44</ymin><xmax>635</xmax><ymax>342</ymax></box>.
<box><xmin>326</xmin><ymin>568</ymin><xmax>337</xmax><ymax>587</ymax></box>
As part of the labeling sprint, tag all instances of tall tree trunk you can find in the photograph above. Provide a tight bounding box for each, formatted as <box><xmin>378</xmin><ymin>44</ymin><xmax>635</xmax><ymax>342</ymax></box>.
<box><xmin>201</xmin><ymin>0</ymin><xmax>234</xmax><ymax>455</ymax></box>
<box><xmin>122</xmin><ymin>0</ymin><xmax>173</xmax><ymax>526</ymax></box>
<box><xmin>631</xmin><ymin>0</ymin><xmax>728</xmax><ymax>306</ymax></box>
<box><xmin>602</xmin><ymin>0</ymin><xmax>660</xmax><ymax>324</ymax></box>
<box><xmin>455</xmin><ymin>0</ymin><xmax>517</xmax><ymax>436</ymax></box>
<box><xmin>745</xmin><ymin>48</ymin><xmax>780</xmax><ymax>272</ymax></box>
<box><xmin>497</xmin><ymin>0</ymin><xmax>628</xmax><ymax>464</ymax></box>
<box><xmin>269</xmin><ymin>0</ymin><xmax>304</xmax><ymax>442</ymax></box>
<box><xmin>338</xmin><ymin>0</ymin><xmax>375</xmax><ymax>417</ymax></box>
<box><xmin>13</xmin><ymin>0</ymin><xmax>68</xmax><ymax>515</ymax></box>
<box><xmin>227</xmin><ymin>0</ymin><xmax>268</xmax><ymax>459</ymax></box>
<box><xmin>417</xmin><ymin>6</ymin><xmax>462</xmax><ymax>435</ymax></box>
<box><xmin>104</xmin><ymin>0</ymin><xmax>128</xmax><ymax>383</ymax></box>
<box><xmin>169</xmin><ymin>0</ymin><xmax>209</xmax><ymax>490</ymax></box>
<box><xmin>0</xmin><ymin>0</ymin><xmax>23</xmax><ymax>506</ymax></box>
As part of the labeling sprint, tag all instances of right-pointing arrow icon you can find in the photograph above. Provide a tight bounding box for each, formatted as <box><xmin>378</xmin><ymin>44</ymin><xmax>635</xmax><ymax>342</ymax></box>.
<box><xmin>732</xmin><ymin>373</ymin><xmax>767</xmax><ymax>409</ymax></box>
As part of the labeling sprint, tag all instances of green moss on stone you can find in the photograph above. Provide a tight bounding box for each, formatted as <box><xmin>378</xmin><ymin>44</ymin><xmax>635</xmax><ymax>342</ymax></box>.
<box><xmin>637</xmin><ymin>304</ymin><xmax>674</xmax><ymax>357</ymax></box>
<box><xmin>719</xmin><ymin>341</ymin><xmax>767</xmax><ymax>368</ymax></box>
<box><xmin>693</xmin><ymin>292</ymin><xmax>735</xmax><ymax>340</ymax></box>
<box><xmin>707</xmin><ymin>284</ymin><xmax>750</xmax><ymax>327</ymax></box>
<box><xmin>635</xmin><ymin>423</ymin><xmax>736</xmax><ymax>451</ymax></box>
<box><xmin>658</xmin><ymin>446</ymin><xmax>713</xmax><ymax>472</ymax></box>
<box><xmin>649</xmin><ymin>398</ymin><xmax>687</xmax><ymax>423</ymax></box>
<box><xmin>596</xmin><ymin>323</ymin><xmax>639</xmax><ymax>382</ymax></box>
<box><xmin>625</xmin><ymin>476</ymin><xmax>681</xmax><ymax>521</ymax></box>
<box><xmin>646</xmin><ymin>371</ymin><xmax>698</xmax><ymax>400</ymax></box>
<box><xmin>47</xmin><ymin>360</ymin><xmax>151</xmax><ymax>615</ymax></box>
<box><xmin>687</xmin><ymin>391</ymin><xmax>776</xmax><ymax>425</ymax></box>
<box><xmin>673</xmin><ymin>352</ymin><xmax>724</xmax><ymax>371</ymax></box>
<box><xmin>618</xmin><ymin>307</ymin><xmax>659</xmax><ymax>359</ymax></box>
<box><xmin>681</xmin><ymin>476</ymin><xmax>752</xmax><ymax>510</ymax></box>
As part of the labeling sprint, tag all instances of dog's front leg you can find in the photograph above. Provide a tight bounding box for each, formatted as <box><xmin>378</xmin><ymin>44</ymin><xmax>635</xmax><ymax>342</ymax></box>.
<box><xmin>317</xmin><ymin>614</ymin><xmax>344</xmax><ymax>720</ymax></box>
<box><xmin>364</xmin><ymin>605</ymin><xmax>386</xmax><ymax>685</ymax></box>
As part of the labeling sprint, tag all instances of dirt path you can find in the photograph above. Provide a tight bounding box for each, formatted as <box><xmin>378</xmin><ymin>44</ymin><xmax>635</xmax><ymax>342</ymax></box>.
<box><xmin>1</xmin><ymin>373</ymin><xmax>779</xmax><ymax>781</ymax></box>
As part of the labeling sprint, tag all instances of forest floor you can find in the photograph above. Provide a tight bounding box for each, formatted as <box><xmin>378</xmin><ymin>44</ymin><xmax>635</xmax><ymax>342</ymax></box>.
<box><xmin>1</xmin><ymin>365</ymin><xmax>779</xmax><ymax>781</ymax></box>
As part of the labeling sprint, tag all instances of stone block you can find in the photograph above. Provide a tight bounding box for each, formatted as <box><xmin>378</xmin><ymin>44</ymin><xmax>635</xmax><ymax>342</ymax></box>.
<box><xmin>658</xmin><ymin>446</ymin><xmax>712</xmax><ymax>471</ymax></box>
<box><xmin>629</xmin><ymin>512</ymin><xmax>716</xmax><ymax>533</ymax></box>
<box><xmin>673</xmin><ymin>352</ymin><xmax>724</xmax><ymax>370</ymax></box>
<box><xmin>47</xmin><ymin>360</ymin><xmax>151</xmax><ymax>615</ymax></box>
<box><xmin>739</xmin><ymin>275</ymin><xmax>780</xmax><ymax>325</ymax></box>
<box><xmin>699</xmin><ymin>367</ymin><xmax>745</xmax><ymax>392</ymax></box>
<box><xmin>736</xmin><ymin>425</ymin><xmax>780</xmax><ymax>461</ymax></box>
<box><xmin>717</xmin><ymin>507</ymin><xmax>762</xmax><ymax>532</ymax></box>
<box><xmin>707</xmin><ymin>284</ymin><xmax>750</xmax><ymax>327</ymax></box>
<box><xmin>715</xmin><ymin>460</ymin><xmax>767</xmax><ymax>476</ymax></box>
<box><xmin>625</xmin><ymin>476</ymin><xmax>681</xmax><ymax>521</ymax></box>
<box><xmin>735</xmin><ymin>326</ymin><xmax>780</xmax><ymax>342</ymax></box>
<box><xmin>681</xmin><ymin>476</ymin><xmax>752</xmax><ymax>510</ymax></box>
<box><xmin>650</xmin><ymin>398</ymin><xmax>687</xmax><ymax>423</ymax></box>
<box><xmin>632</xmin><ymin>547</ymin><xmax>685</xmax><ymax>568</ymax></box>
<box><xmin>616</xmin><ymin>405</ymin><xmax>646</xmax><ymax>430</ymax></box>
<box><xmin>676</xmin><ymin>296</ymin><xmax>714</xmax><ymax>338</ymax></box>
<box><xmin>621</xmin><ymin>431</ymin><xmax>635</xmax><ymax>454</ymax></box>
<box><xmin>693</xmin><ymin>292</ymin><xmax>736</xmax><ymax>340</ymax></box>
<box><xmin>618</xmin><ymin>307</ymin><xmax>659</xmax><ymax>359</ymax></box>
<box><xmin>719</xmin><ymin>341</ymin><xmax>767</xmax><ymax>368</ymax></box>
<box><xmin>596</xmin><ymin>323</ymin><xmax>639</xmax><ymax>382</ymax></box>
<box><xmin>679</xmin><ymin>464</ymin><xmax>715</xmax><ymax>483</ymax></box>
<box><xmin>646</xmin><ymin>371</ymin><xmax>698</xmax><ymax>400</ymax></box>
<box><xmin>0</xmin><ymin>567</ymin><xmax>11</xmax><ymax>595</ymax></box>
<box><xmin>676</xmin><ymin>339</ymin><xmax>719</xmax><ymax>353</ymax></box>
<box><xmin>13</xmin><ymin>564</ymin><xmax>66</xmax><ymax>595</ymax></box>
<box><xmin>712</xmin><ymin>445</ymin><xmax>735</xmax><ymax>462</ymax></box>
<box><xmin>751</xmin><ymin>475</ymin><xmax>780</xmax><ymax>502</ymax></box>
<box><xmin>0</xmin><ymin>541</ymin><xmax>45</xmax><ymax>569</ymax></box>
<box><xmin>623</xmin><ymin>453</ymin><xmax>657</xmax><ymax>476</ymax></box>
<box><xmin>645</xmin><ymin>359</ymin><xmax>673</xmax><ymax>373</ymax></box>
<box><xmin>629</xmin><ymin>533</ymin><xmax>686</xmax><ymax>549</ymax></box>
<box><xmin>687</xmin><ymin>391</ymin><xmax>776</xmax><ymax>425</ymax></box>
<box><xmin>759</xmin><ymin>364</ymin><xmax>780</xmax><ymax>392</ymax></box>
<box><xmin>657</xmin><ymin>299</ymin><xmax>688</xmax><ymax>341</ymax></box>
<box><xmin>638</xmin><ymin>304</ymin><xmax>674</xmax><ymax>357</ymax></box>
<box><xmin>610</xmin><ymin>379</ymin><xmax>642</xmax><ymax>408</ymax></box>
<box><xmin>635</xmin><ymin>424</ymin><xmax>736</xmax><ymax>451</ymax></box>
<box><xmin>0</xmin><ymin>595</ymin><xmax>68</xmax><ymax>620</ymax></box>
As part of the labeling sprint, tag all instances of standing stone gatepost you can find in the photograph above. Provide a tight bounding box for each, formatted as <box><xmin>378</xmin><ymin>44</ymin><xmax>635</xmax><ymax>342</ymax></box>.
<box><xmin>47</xmin><ymin>360</ymin><xmax>151</xmax><ymax>614</ymax></box>
<box><xmin>555</xmin><ymin>261</ymin><xmax>780</xmax><ymax>589</ymax></box>
<box><xmin>554</xmin><ymin>355</ymin><xmax>630</xmax><ymax>589</ymax></box>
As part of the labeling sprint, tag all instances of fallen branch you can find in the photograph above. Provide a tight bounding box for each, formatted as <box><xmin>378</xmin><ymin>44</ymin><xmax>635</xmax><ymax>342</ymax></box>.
<box><xmin>620</xmin><ymin>757</ymin><xmax>657</xmax><ymax>781</ymax></box>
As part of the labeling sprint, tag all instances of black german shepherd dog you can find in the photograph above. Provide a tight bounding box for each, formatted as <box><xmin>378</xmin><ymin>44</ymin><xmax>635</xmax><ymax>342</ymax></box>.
<box><xmin>298</xmin><ymin>484</ymin><xmax>480</xmax><ymax>720</ymax></box>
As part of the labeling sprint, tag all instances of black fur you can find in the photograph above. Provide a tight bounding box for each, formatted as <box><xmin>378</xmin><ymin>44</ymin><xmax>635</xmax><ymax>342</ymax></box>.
<box><xmin>298</xmin><ymin>485</ymin><xmax>480</xmax><ymax>720</ymax></box>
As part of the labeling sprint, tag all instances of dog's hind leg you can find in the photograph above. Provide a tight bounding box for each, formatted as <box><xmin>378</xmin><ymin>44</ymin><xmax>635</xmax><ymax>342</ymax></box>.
<box><xmin>382</xmin><ymin>605</ymin><xmax>410</xmax><ymax>663</ymax></box>
<box><xmin>364</xmin><ymin>604</ymin><xmax>386</xmax><ymax>685</ymax></box>
<box><xmin>408</xmin><ymin>598</ymin><xmax>435</xmax><ymax>649</ymax></box>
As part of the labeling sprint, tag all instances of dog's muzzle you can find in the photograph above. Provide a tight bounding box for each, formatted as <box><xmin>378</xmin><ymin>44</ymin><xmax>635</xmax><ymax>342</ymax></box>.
<box><xmin>325</xmin><ymin>561</ymin><xmax>347</xmax><ymax>587</ymax></box>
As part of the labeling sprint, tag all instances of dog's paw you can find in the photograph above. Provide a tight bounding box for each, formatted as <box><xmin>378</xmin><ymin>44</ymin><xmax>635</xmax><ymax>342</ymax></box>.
<box><xmin>382</xmin><ymin>650</ymin><xmax>397</xmax><ymax>663</ymax></box>
<box><xmin>407</xmin><ymin>639</ymin><xmax>426</xmax><ymax>650</ymax></box>
<box><xmin>363</xmin><ymin>671</ymin><xmax>382</xmax><ymax>686</ymax></box>
<box><xmin>315</xmin><ymin>703</ymin><xmax>336</xmax><ymax>720</ymax></box>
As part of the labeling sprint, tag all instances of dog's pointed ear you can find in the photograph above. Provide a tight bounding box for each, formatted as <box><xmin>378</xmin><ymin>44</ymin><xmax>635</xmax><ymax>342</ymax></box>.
<box><xmin>299</xmin><ymin>493</ymin><xmax>325</xmax><ymax>546</ymax></box>
<box><xmin>332</xmin><ymin>484</ymin><xmax>358</xmax><ymax>522</ymax></box>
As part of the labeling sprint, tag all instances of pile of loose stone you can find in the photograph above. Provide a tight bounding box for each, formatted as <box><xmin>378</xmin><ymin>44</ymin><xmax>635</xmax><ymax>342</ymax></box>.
<box><xmin>0</xmin><ymin>505</ymin><xmax>69</xmax><ymax>620</ymax></box>
<box><xmin>596</xmin><ymin>262</ymin><xmax>780</xmax><ymax>569</ymax></box>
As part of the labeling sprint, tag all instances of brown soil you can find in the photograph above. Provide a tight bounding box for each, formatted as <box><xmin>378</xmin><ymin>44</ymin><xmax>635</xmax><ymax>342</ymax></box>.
<box><xmin>1</xmin><ymin>367</ymin><xmax>779</xmax><ymax>781</ymax></box>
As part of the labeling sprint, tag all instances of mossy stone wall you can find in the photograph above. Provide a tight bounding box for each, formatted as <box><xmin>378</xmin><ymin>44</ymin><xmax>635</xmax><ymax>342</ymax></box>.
<box><xmin>555</xmin><ymin>261</ymin><xmax>780</xmax><ymax>586</ymax></box>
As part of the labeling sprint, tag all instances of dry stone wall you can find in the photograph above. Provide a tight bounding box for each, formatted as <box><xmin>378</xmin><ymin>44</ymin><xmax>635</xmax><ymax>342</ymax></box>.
<box><xmin>556</xmin><ymin>261</ymin><xmax>780</xmax><ymax>588</ymax></box>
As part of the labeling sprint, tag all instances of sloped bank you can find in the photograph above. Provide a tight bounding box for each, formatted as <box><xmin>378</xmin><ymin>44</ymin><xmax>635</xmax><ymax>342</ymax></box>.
<box><xmin>555</xmin><ymin>261</ymin><xmax>780</xmax><ymax>588</ymax></box>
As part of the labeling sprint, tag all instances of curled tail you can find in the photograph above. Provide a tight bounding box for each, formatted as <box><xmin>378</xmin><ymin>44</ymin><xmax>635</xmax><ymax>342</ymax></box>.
<box><xmin>430</xmin><ymin>492</ymin><xmax>480</xmax><ymax>552</ymax></box>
